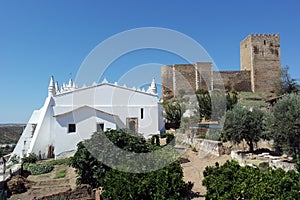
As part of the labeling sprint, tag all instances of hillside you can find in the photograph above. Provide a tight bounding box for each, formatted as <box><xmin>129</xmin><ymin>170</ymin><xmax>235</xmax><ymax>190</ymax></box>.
<box><xmin>0</xmin><ymin>124</ymin><xmax>24</xmax><ymax>144</ymax></box>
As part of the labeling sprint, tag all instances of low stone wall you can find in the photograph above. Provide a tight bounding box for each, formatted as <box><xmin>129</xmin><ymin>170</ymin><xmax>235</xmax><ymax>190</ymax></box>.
<box><xmin>269</xmin><ymin>160</ymin><xmax>295</xmax><ymax>171</ymax></box>
<box><xmin>231</xmin><ymin>151</ymin><xmax>296</xmax><ymax>171</ymax></box>
<box><xmin>38</xmin><ymin>184</ymin><xmax>94</xmax><ymax>200</ymax></box>
<box><xmin>0</xmin><ymin>164</ymin><xmax>22</xmax><ymax>189</ymax></box>
<box><xmin>56</xmin><ymin>150</ymin><xmax>76</xmax><ymax>159</ymax></box>
<box><xmin>199</xmin><ymin>140</ymin><xmax>223</xmax><ymax>156</ymax></box>
<box><xmin>175</xmin><ymin>133</ymin><xmax>225</xmax><ymax>156</ymax></box>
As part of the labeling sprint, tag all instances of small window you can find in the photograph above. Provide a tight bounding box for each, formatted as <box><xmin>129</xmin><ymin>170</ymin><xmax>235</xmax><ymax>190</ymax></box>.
<box><xmin>68</xmin><ymin>124</ymin><xmax>76</xmax><ymax>133</ymax></box>
<box><xmin>264</xmin><ymin>40</ymin><xmax>266</xmax><ymax>45</ymax></box>
<box><xmin>141</xmin><ymin>108</ymin><xmax>144</xmax><ymax>119</ymax></box>
<box><xmin>97</xmin><ymin>123</ymin><xmax>104</xmax><ymax>132</ymax></box>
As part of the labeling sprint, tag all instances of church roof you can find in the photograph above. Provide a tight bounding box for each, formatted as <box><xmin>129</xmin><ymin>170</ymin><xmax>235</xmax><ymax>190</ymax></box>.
<box><xmin>52</xmin><ymin>77</ymin><xmax>158</xmax><ymax>98</ymax></box>
<box><xmin>53</xmin><ymin>105</ymin><xmax>118</xmax><ymax>118</ymax></box>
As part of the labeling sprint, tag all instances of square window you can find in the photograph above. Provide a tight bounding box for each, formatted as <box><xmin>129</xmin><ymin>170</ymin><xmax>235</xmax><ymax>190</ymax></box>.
<box><xmin>68</xmin><ymin>124</ymin><xmax>76</xmax><ymax>133</ymax></box>
<box><xmin>97</xmin><ymin>123</ymin><xmax>104</xmax><ymax>132</ymax></box>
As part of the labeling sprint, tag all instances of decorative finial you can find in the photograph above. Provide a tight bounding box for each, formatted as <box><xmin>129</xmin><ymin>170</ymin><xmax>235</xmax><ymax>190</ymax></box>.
<box><xmin>146</xmin><ymin>78</ymin><xmax>157</xmax><ymax>95</ymax></box>
<box><xmin>48</xmin><ymin>76</ymin><xmax>56</xmax><ymax>97</ymax></box>
<box><xmin>102</xmin><ymin>78</ymin><xmax>108</xmax><ymax>84</ymax></box>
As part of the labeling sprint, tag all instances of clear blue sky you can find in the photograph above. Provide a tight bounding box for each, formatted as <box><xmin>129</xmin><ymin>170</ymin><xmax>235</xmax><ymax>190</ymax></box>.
<box><xmin>0</xmin><ymin>0</ymin><xmax>299</xmax><ymax>123</ymax></box>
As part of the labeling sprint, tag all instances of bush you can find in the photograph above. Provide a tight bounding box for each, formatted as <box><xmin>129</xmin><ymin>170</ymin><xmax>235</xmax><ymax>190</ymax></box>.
<box><xmin>191</xmin><ymin>146</ymin><xmax>198</xmax><ymax>152</ymax></box>
<box><xmin>71</xmin><ymin>129</ymin><xmax>193</xmax><ymax>199</ymax></box>
<box><xmin>203</xmin><ymin>160</ymin><xmax>300</xmax><ymax>199</ymax></box>
<box><xmin>10</xmin><ymin>154</ymin><xmax>19</xmax><ymax>164</ymax></box>
<box><xmin>22</xmin><ymin>153</ymin><xmax>38</xmax><ymax>164</ymax></box>
<box><xmin>166</xmin><ymin>133</ymin><xmax>175</xmax><ymax>145</ymax></box>
<box><xmin>27</xmin><ymin>163</ymin><xmax>54</xmax><ymax>175</ymax></box>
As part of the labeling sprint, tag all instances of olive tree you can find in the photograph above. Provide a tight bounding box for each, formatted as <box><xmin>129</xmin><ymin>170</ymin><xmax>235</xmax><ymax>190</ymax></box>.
<box><xmin>222</xmin><ymin>105</ymin><xmax>263</xmax><ymax>152</ymax></box>
<box><xmin>263</xmin><ymin>94</ymin><xmax>300</xmax><ymax>157</ymax></box>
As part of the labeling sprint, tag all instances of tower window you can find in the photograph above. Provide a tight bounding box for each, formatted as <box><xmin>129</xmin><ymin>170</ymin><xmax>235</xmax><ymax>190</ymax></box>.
<box><xmin>264</xmin><ymin>40</ymin><xmax>266</xmax><ymax>45</ymax></box>
<box><xmin>141</xmin><ymin>108</ymin><xmax>144</xmax><ymax>119</ymax></box>
<box><xmin>253</xmin><ymin>46</ymin><xmax>259</xmax><ymax>54</ymax></box>
<box><xmin>68</xmin><ymin>124</ymin><xmax>76</xmax><ymax>133</ymax></box>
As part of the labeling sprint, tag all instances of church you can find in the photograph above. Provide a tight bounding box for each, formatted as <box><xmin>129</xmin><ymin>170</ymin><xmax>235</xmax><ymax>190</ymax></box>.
<box><xmin>10</xmin><ymin>76</ymin><xmax>164</xmax><ymax>160</ymax></box>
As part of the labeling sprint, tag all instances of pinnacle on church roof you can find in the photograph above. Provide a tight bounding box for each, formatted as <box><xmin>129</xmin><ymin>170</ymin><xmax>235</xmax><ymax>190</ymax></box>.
<box><xmin>147</xmin><ymin>78</ymin><xmax>157</xmax><ymax>95</ymax></box>
<box><xmin>49</xmin><ymin>76</ymin><xmax>55</xmax><ymax>87</ymax></box>
<box><xmin>55</xmin><ymin>81</ymin><xmax>60</xmax><ymax>93</ymax></box>
<box><xmin>48</xmin><ymin>76</ymin><xmax>56</xmax><ymax>96</ymax></box>
<box><xmin>68</xmin><ymin>78</ymin><xmax>73</xmax><ymax>87</ymax></box>
<box><xmin>102</xmin><ymin>78</ymin><xmax>108</xmax><ymax>84</ymax></box>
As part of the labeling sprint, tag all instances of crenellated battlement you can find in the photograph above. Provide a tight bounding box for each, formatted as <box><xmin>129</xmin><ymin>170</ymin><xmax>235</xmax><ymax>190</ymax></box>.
<box><xmin>250</xmin><ymin>33</ymin><xmax>279</xmax><ymax>38</ymax></box>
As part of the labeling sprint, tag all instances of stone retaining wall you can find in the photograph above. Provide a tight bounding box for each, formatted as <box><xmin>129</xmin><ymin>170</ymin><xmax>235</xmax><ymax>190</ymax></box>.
<box><xmin>175</xmin><ymin>133</ymin><xmax>225</xmax><ymax>156</ymax></box>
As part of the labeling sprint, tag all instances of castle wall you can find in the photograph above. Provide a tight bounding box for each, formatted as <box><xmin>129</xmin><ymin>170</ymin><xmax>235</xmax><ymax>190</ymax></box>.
<box><xmin>161</xmin><ymin>66</ymin><xmax>174</xmax><ymax>99</ymax></box>
<box><xmin>196</xmin><ymin>62</ymin><xmax>212</xmax><ymax>91</ymax></box>
<box><xmin>214</xmin><ymin>71</ymin><xmax>251</xmax><ymax>92</ymax></box>
<box><xmin>173</xmin><ymin>64</ymin><xmax>196</xmax><ymax>96</ymax></box>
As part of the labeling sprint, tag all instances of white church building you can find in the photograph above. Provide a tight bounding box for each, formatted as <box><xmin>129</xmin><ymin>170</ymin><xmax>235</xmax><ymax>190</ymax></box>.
<box><xmin>10</xmin><ymin>76</ymin><xmax>164</xmax><ymax>160</ymax></box>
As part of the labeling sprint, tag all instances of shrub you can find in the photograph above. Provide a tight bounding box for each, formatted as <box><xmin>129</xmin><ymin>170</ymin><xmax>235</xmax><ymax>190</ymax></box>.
<box><xmin>22</xmin><ymin>153</ymin><xmax>38</xmax><ymax>164</ymax></box>
<box><xmin>27</xmin><ymin>163</ymin><xmax>54</xmax><ymax>175</ymax></box>
<box><xmin>166</xmin><ymin>133</ymin><xmax>175</xmax><ymax>145</ymax></box>
<box><xmin>191</xmin><ymin>146</ymin><xmax>198</xmax><ymax>152</ymax></box>
<box><xmin>10</xmin><ymin>154</ymin><xmax>19</xmax><ymax>164</ymax></box>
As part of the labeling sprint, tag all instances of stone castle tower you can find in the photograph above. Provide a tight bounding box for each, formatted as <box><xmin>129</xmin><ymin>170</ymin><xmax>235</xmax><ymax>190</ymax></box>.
<box><xmin>161</xmin><ymin>34</ymin><xmax>282</xmax><ymax>100</ymax></box>
<box><xmin>240</xmin><ymin>34</ymin><xmax>281</xmax><ymax>93</ymax></box>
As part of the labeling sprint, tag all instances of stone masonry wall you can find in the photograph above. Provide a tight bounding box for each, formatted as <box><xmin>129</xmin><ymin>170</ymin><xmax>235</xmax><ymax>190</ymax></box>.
<box><xmin>240</xmin><ymin>34</ymin><xmax>281</xmax><ymax>93</ymax></box>
<box><xmin>173</xmin><ymin>64</ymin><xmax>196</xmax><ymax>96</ymax></box>
<box><xmin>161</xmin><ymin>65</ymin><xmax>174</xmax><ymax>100</ymax></box>
<box><xmin>161</xmin><ymin>34</ymin><xmax>281</xmax><ymax>99</ymax></box>
<box><xmin>196</xmin><ymin>62</ymin><xmax>212</xmax><ymax>91</ymax></box>
<box><xmin>214</xmin><ymin>71</ymin><xmax>252</xmax><ymax>92</ymax></box>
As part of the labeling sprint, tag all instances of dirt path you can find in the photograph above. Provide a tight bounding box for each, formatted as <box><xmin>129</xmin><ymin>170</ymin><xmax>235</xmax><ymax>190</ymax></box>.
<box><xmin>9</xmin><ymin>165</ymin><xmax>77</xmax><ymax>200</ymax></box>
<box><xmin>181</xmin><ymin>148</ymin><xmax>231</xmax><ymax>199</ymax></box>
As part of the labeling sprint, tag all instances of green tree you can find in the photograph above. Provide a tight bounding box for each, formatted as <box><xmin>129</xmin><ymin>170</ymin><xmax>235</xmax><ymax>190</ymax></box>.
<box><xmin>195</xmin><ymin>90</ymin><xmax>237</xmax><ymax>122</ymax></box>
<box><xmin>101</xmin><ymin>161</ymin><xmax>192</xmax><ymax>200</ymax></box>
<box><xmin>70</xmin><ymin>129</ymin><xmax>192</xmax><ymax>199</ymax></box>
<box><xmin>274</xmin><ymin>65</ymin><xmax>299</xmax><ymax>95</ymax></box>
<box><xmin>162</xmin><ymin>99</ymin><xmax>182</xmax><ymax>124</ymax></box>
<box><xmin>263</xmin><ymin>94</ymin><xmax>300</xmax><ymax>157</ymax></box>
<box><xmin>203</xmin><ymin>160</ymin><xmax>300</xmax><ymax>200</ymax></box>
<box><xmin>195</xmin><ymin>89</ymin><xmax>211</xmax><ymax>121</ymax></box>
<box><xmin>222</xmin><ymin>106</ymin><xmax>263</xmax><ymax>152</ymax></box>
<box><xmin>226</xmin><ymin>91</ymin><xmax>238</xmax><ymax>110</ymax></box>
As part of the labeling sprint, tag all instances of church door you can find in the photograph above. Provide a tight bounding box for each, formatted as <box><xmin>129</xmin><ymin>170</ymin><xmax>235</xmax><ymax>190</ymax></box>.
<box><xmin>126</xmin><ymin>118</ymin><xmax>138</xmax><ymax>133</ymax></box>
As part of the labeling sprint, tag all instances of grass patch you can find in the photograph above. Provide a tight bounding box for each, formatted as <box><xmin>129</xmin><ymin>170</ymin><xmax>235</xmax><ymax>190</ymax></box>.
<box><xmin>238</xmin><ymin>100</ymin><xmax>267</xmax><ymax>107</ymax></box>
<box><xmin>54</xmin><ymin>168</ymin><xmax>67</xmax><ymax>179</ymax></box>
<box><xmin>238</xmin><ymin>92</ymin><xmax>268</xmax><ymax>99</ymax></box>
<box><xmin>48</xmin><ymin>158</ymin><xmax>71</xmax><ymax>166</ymax></box>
